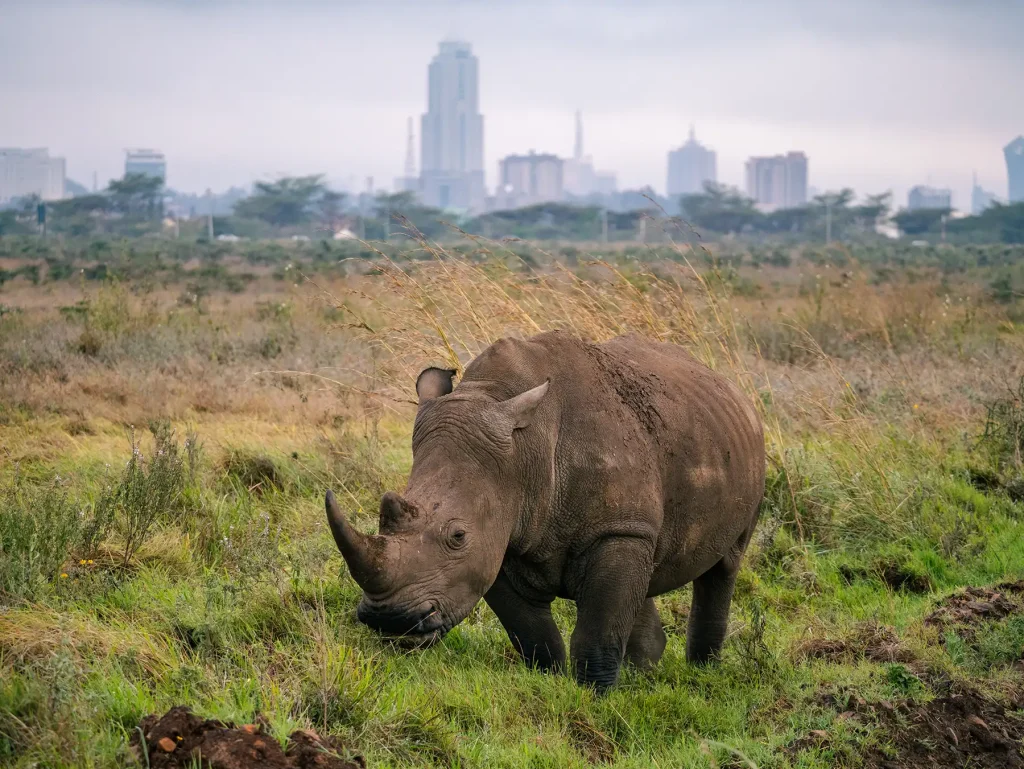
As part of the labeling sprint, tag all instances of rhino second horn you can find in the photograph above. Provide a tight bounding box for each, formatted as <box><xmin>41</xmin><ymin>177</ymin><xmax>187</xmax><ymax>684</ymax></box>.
<box><xmin>325</xmin><ymin>490</ymin><xmax>391</xmax><ymax>594</ymax></box>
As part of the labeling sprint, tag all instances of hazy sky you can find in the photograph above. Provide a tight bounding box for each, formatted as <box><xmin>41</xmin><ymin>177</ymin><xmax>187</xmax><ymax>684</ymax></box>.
<box><xmin>2</xmin><ymin>0</ymin><xmax>1022</xmax><ymax>208</ymax></box>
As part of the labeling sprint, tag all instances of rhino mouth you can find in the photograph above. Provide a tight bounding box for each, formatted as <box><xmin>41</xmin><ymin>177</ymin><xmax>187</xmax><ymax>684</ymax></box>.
<box><xmin>357</xmin><ymin>599</ymin><xmax>455</xmax><ymax>648</ymax></box>
<box><xmin>384</xmin><ymin>627</ymin><xmax>449</xmax><ymax>649</ymax></box>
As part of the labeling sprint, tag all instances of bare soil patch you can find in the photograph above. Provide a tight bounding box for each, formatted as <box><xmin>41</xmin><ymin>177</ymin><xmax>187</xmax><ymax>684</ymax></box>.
<box><xmin>864</xmin><ymin>687</ymin><xmax>1024</xmax><ymax>769</ymax></box>
<box><xmin>925</xmin><ymin>582</ymin><xmax>1024</xmax><ymax>642</ymax></box>
<box><xmin>133</xmin><ymin>707</ymin><xmax>364</xmax><ymax>769</ymax></box>
<box><xmin>796</xmin><ymin>687</ymin><xmax>1024</xmax><ymax>768</ymax></box>
<box><xmin>796</xmin><ymin>622</ymin><xmax>915</xmax><ymax>664</ymax></box>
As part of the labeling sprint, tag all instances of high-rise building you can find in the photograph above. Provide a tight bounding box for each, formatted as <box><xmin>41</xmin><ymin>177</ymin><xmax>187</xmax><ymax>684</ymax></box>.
<box><xmin>124</xmin><ymin>149</ymin><xmax>166</xmax><ymax>181</ymax></box>
<box><xmin>745</xmin><ymin>152</ymin><xmax>808</xmax><ymax>210</ymax></box>
<box><xmin>419</xmin><ymin>40</ymin><xmax>485</xmax><ymax>211</ymax></box>
<box><xmin>563</xmin><ymin>110</ymin><xmax>593</xmax><ymax>196</ymax></box>
<box><xmin>907</xmin><ymin>185</ymin><xmax>952</xmax><ymax>211</ymax></box>
<box><xmin>1006</xmin><ymin>136</ymin><xmax>1024</xmax><ymax>203</ymax></box>
<box><xmin>666</xmin><ymin>126</ymin><xmax>716</xmax><ymax>199</ymax></box>
<box><xmin>497</xmin><ymin>151</ymin><xmax>564</xmax><ymax>209</ymax></box>
<box><xmin>0</xmin><ymin>148</ymin><xmax>66</xmax><ymax>203</ymax></box>
<box><xmin>562</xmin><ymin>111</ymin><xmax>618</xmax><ymax>199</ymax></box>
<box><xmin>971</xmin><ymin>173</ymin><xmax>998</xmax><ymax>215</ymax></box>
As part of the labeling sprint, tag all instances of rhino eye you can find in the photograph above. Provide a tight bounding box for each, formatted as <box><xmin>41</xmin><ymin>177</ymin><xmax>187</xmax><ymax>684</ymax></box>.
<box><xmin>449</xmin><ymin>528</ymin><xmax>467</xmax><ymax>549</ymax></box>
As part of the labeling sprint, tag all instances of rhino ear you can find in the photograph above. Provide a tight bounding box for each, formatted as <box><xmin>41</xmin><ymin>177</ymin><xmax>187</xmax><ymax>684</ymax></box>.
<box><xmin>503</xmin><ymin>380</ymin><xmax>550</xmax><ymax>430</ymax></box>
<box><xmin>416</xmin><ymin>367</ymin><xmax>456</xmax><ymax>404</ymax></box>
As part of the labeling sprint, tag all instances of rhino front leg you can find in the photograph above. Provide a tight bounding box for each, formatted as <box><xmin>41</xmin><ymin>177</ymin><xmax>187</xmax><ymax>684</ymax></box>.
<box><xmin>570</xmin><ymin>537</ymin><xmax>655</xmax><ymax>692</ymax></box>
<box><xmin>485</xmin><ymin>569</ymin><xmax>565</xmax><ymax>672</ymax></box>
<box><xmin>625</xmin><ymin>598</ymin><xmax>667</xmax><ymax>670</ymax></box>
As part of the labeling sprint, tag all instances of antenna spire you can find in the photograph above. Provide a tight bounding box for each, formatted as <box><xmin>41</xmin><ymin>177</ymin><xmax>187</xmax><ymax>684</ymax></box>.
<box><xmin>574</xmin><ymin>110</ymin><xmax>583</xmax><ymax>161</ymax></box>
<box><xmin>404</xmin><ymin>117</ymin><xmax>416</xmax><ymax>177</ymax></box>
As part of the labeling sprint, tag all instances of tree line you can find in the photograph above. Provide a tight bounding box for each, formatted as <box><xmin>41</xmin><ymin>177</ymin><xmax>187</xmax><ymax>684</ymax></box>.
<box><xmin>2</xmin><ymin>173</ymin><xmax>1022</xmax><ymax>245</ymax></box>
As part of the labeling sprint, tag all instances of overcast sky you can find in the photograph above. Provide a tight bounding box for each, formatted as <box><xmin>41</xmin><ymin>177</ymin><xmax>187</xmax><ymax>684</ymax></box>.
<box><xmin>2</xmin><ymin>0</ymin><xmax>1022</xmax><ymax>208</ymax></box>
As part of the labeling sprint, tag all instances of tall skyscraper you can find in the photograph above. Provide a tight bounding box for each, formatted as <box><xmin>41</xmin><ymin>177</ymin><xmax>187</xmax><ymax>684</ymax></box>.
<box><xmin>419</xmin><ymin>40</ymin><xmax>485</xmax><ymax>211</ymax></box>
<box><xmin>907</xmin><ymin>185</ymin><xmax>952</xmax><ymax>211</ymax></box>
<box><xmin>497</xmin><ymin>151</ymin><xmax>564</xmax><ymax>209</ymax></box>
<box><xmin>745</xmin><ymin>152</ymin><xmax>808</xmax><ymax>210</ymax></box>
<box><xmin>124</xmin><ymin>149</ymin><xmax>166</xmax><ymax>181</ymax></box>
<box><xmin>1006</xmin><ymin>136</ymin><xmax>1024</xmax><ymax>203</ymax></box>
<box><xmin>666</xmin><ymin>127</ymin><xmax>717</xmax><ymax>199</ymax></box>
<box><xmin>0</xmin><ymin>148</ymin><xmax>66</xmax><ymax>203</ymax></box>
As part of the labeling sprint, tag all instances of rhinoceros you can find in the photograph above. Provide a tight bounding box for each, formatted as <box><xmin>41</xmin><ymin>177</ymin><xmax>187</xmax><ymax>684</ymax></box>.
<box><xmin>325</xmin><ymin>330</ymin><xmax>765</xmax><ymax>690</ymax></box>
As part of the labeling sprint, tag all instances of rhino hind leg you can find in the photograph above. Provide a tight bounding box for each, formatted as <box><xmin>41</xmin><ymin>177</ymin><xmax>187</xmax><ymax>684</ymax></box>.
<box><xmin>625</xmin><ymin>598</ymin><xmax>667</xmax><ymax>670</ymax></box>
<box><xmin>686</xmin><ymin>556</ymin><xmax>739</xmax><ymax>665</ymax></box>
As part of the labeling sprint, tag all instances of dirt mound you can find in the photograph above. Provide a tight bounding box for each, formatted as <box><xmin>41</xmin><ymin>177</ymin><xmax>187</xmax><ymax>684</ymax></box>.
<box><xmin>865</xmin><ymin>688</ymin><xmax>1024</xmax><ymax>769</ymax></box>
<box><xmin>795</xmin><ymin>622</ymin><xmax>915</xmax><ymax>664</ymax></box>
<box><xmin>133</xmin><ymin>707</ymin><xmax>364</xmax><ymax>769</ymax></box>
<box><xmin>925</xmin><ymin>583</ymin><xmax>1024</xmax><ymax>640</ymax></box>
<box><xmin>797</xmin><ymin>688</ymin><xmax>1024</xmax><ymax>768</ymax></box>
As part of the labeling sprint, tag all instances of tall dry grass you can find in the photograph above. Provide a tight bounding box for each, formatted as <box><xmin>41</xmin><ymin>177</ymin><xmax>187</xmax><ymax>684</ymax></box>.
<box><xmin>301</xmin><ymin>235</ymin><xmax>905</xmax><ymax>544</ymax></box>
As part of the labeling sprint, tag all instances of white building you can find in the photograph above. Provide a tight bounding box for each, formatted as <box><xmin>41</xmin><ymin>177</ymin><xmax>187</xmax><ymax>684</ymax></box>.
<box><xmin>0</xmin><ymin>148</ymin><xmax>66</xmax><ymax>204</ymax></box>
<box><xmin>419</xmin><ymin>41</ymin><xmax>486</xmax><ymax>212</ymax></box>
<box><xmin>125</xmin><ymin>149</ymin><xmax>166</xmax><ymax>181</ymax></box>
<box><xmin>666</xmin><ymin>127</ymin><xmax>716</xmax><ymax>199</ymax></box>
<box><xmin>907</xmin><ymin>185</ymin><xmax>952</xmax><ymax>211</ymax></box>
<box><xmin>971</xmin><ymin>174</ymin><xmax>999</xmax><ymax>215</ymax></box>
<box><xmin>745</xmin><ymin>152</ymin><xmax>808</xmax><ymax>210</ymax></box>
<box><xmin>1005</xmin><ymin>136</ymin><xmax>1024</xmax><ymax>204</ymax></box>
<box><xmin>497</xmin><ymin>152</ymin><xmax>564</xmax><ymax>209</ymax></box>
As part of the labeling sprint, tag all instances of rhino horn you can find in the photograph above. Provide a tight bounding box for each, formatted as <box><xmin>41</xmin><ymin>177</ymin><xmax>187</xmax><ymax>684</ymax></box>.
<box><xmin>325</xmin><ymin>490</ymin><xmax>392</xmax><ymax>594</ymax></box>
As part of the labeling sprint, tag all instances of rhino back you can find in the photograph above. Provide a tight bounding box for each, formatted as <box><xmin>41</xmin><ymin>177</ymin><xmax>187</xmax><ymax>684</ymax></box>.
<box><xmin>460</xmin><ymin>331</ymin><xmax>765</xmax><ymax>597</ymax></box>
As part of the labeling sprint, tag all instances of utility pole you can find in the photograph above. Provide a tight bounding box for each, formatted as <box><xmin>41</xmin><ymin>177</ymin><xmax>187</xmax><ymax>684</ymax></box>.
<box><xmin>638</xmin><ymin>215</ymin><xmax>646</xmax><ymax>244</ymax></box>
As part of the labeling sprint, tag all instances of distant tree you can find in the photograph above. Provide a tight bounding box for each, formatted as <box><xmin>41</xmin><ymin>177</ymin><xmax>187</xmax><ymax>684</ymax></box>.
<box><xmin>51</xmin><ymin>194</ymin><xmax>111</xmax><ymax>217</ymax></box>
<box><xmin>680</xmin><ymin>183</ymin><xmax>761</xmax><ymax>235</ymax></box>
<box><xmin>373</xmin><ymin>192</ymin><xmax>447</xmax><ymax>238</ymax></box>
<box><xmin>893</xmin><ymin>207</ymin><xmax>950</xmax><ymax>236</ymax></box>
<box><xmin>470</xmin><ymin>202</ymin><xmax>603</xmax><ymax>240</ymax></box>
<box><xmin>850</xmin><ymin>192</ymin><xmax>892</xmax><ymax>232</ymax></box>
<box><xmin>763</xmin><ymin>205</ymin><xmax>815</xmax><ymax>234</ymax></box>
<box><xmin>107</xmin><ymin>173</ymin><xmax>164</xmax><ymax>218</ymax></box>
<box><xmin>317</xmin><ymin>190</ymin><xmax>348</xmax><ymax>232</ymax></box>
<box><xmin>945</xmin><ymin>202</ymin><xmax>1024</xmax><ymax>245</ymax></box>
<box><xmin>233</xmin><ymin>175</ymin><xmax>330</xmax><ymax>227</ymax></box>
<box><xmin>49</xmin><ymin>194</ymin><xmax>113</xmax><ymax>236</ymax></box>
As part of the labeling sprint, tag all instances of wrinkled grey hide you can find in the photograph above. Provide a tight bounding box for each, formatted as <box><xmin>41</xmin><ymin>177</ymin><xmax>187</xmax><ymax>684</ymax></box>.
<box><xmin>326</xmin><ymin>331</ymin><xmax>766</xmax><ymax>690</ymax></box>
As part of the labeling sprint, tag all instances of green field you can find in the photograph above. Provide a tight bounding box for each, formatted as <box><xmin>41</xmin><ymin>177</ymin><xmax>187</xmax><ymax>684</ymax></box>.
<box><xmin>1</xmin><ymin>236</ymin><xmax>1023</xmax><ymax>768</ymax></box>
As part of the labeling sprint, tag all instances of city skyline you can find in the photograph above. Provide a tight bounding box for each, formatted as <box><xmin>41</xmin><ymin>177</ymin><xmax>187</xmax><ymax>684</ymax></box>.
<box><xmin>1</xmin><ymin>1</ymin><xmax>1022</xmax><ymax>207</ymax></box>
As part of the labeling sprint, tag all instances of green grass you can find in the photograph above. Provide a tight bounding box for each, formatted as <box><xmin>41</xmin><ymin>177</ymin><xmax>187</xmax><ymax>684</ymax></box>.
<box><xmin>2</xmin><ymin>418</ymin><xmax>1023</xmax><ymax>768</ymax></box>
<box><xmin>2</xmin><ymin>242</ymin><xmax>1023</xmax><ymax>767</ymax></box>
